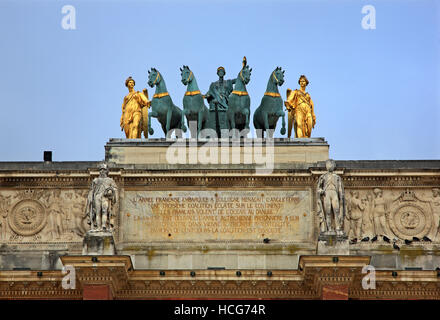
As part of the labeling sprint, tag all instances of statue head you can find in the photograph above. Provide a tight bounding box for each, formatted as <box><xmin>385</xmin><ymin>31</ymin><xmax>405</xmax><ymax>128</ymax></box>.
<box><xmin>272</xmin><ymin>67</ymin><xmax>285</xmax><ymax>86</ymax></box>
<box><xmin>298</xmin><ymin>75</ymin><xmax>309</xmax><ymax>87</ymax></box>
<box><xmin>147</xmin><ymin>68</ymin><xmax>160</xmax><ymax>88</ymax></box>
<box><xmin>350</xmin><ymin>190</ymin><xmax>359</xmax><ymax>198</ymax></box>
<box><xmin>180</xmin><ymin>65</ymin><xmax>192</xmax><ymax>85</ymax></box>
<box><xmin>125</xmin><ymin>76</ymin><xmax>135</xmax><ymax>88</ymax></box>
<box><xmin>325</xmin><ymin>159</ymin><xmax>336</xmax><ymax>172</ymax></box>
<box><xmin>239</xmin><ymin>64</ymin><xmax>252</xmax><ymax>85</ymax></box>
<box><xmin>373</xmin><ymin>188</ymin><xmax>382</xmax><ymax>197</ymax></box>
<box><xmin>217</xmin><ymin>66</ymin><xmax>225</xmax><ymax>78</ymax></box>
<box><xmin>432</xmin><ymin>188</ymin><xmax>440</xmax><ymax>197</ymax></box>
<box><xmin>98</xmin><ymin>163</ymin><xmax>108</xmax><ymax>177</ymax></box>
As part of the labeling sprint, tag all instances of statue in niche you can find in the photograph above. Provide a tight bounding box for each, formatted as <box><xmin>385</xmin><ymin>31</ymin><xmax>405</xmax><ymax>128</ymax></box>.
<box><xmin>85</xmin><ymin>163</ymin><xmax>118</xmax><ymax>232</ymax></box>
<box><xmin>316</xmin><ymin>159</ymin><xmax>346</xmax><ymax>238</ymax></box>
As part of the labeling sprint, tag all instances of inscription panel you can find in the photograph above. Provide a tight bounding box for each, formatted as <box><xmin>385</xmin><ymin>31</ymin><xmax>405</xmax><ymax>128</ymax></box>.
<box><xmin>121</xmin><ymin>190</ymin><xmax>313</xmax><ymax>241</ymax></box>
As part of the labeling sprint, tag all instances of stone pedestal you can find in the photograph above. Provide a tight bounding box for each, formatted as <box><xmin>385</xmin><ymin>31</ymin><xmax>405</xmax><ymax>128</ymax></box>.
<box><xmin>105</xmin><ymin>138</ymin><xmax>329</xmax><ymax>166</ymax></box>
<box><xmin>317</xmin><ymin>234</ymin><xmax>349</xmax><ymax>255</ymax></box>
<box><xmin>82</xmin><ymin>231</ymin><xmax>116</xmax><ymax>255</ymax></box>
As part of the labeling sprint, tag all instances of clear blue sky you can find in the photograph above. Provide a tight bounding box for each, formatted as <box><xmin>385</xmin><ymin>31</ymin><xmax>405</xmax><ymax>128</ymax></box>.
<box><xmin>0</xmin><ymin>0</ymin><xmax>438</xmax><ymax>161</ymax></box>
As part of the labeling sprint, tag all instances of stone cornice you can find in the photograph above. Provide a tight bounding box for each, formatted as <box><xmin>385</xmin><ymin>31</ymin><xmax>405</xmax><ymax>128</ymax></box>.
<box><xmin>0</xmin><ymin>255</ymin><xmax>439</xmax><ymax>300</ymax></box>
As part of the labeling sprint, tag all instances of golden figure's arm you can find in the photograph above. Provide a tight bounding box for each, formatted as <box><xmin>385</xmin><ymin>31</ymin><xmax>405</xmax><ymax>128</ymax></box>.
<box><xmin>310</xmin><ymin>97</ymin><xmax>316</xmax><ymax>126</ymax></box>
<box><xmin>120</xmin><ymin>98</ymin><xmax>126</xmax><ymax>128</ymax></box>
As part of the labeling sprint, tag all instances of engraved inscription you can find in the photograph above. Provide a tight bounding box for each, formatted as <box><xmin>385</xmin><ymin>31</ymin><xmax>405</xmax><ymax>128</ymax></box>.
<box><xmin>122</xmin><ymin>190</ymin><xmax>312</xmax><ymax>241</ymax></box>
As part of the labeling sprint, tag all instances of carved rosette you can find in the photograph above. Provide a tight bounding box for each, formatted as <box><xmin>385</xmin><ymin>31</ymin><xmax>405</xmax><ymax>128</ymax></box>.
<box><xmin>388</xmin><ymin>202</ymin><xmax>433</xmax><ymax>240</ymax></box>
<box><xmin>8</xmin><ymin>199</ymin><xmax>47</xmax><ymax>236</ymax></box>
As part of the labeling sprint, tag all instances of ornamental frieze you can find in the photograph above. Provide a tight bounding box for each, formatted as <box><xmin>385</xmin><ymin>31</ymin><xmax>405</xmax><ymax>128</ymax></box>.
<box><xmin>345</xmin><ymin>188</ymin><xmax>440</xmax><ymax>243</ymax></box>
<box><xmin>0</xmin><ymin>189</ymin><xmax>89</xmax><ymax>243</ymax></box>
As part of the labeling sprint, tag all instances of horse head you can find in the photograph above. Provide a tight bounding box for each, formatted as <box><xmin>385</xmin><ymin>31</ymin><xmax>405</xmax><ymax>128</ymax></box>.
<box><xmin>239</xmin><ymin>64</ymin><xmax>252</xmax><ymax>85</ymax></box>
<box><xmin>148</xmin><ymin>68</ymin><xmax>161</xmax><ymax>88</ymax></box>
<box><xmin>272</xmin><ymin>66</ymin><xmax>285</xmax><ymax>86</ymax></box>
<box><xmin>180</xmin><ymin>65</ymin><xmax>192</xmax><ymax>86</ymax></box>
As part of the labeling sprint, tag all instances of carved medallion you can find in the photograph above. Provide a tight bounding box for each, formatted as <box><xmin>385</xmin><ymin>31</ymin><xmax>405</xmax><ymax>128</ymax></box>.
<box><xmin>8</xmin><ymin>200</ymin><xmax>47</xmax><ymax>236</ymax></box>
<box><xmin>389</xmin><ymin>203</ymin><xmax>432</xmax><ymax>240</ymax></box>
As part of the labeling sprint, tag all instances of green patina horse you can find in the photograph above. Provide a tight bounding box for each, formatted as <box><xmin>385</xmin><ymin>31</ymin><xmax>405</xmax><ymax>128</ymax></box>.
<box><xmin>147</xmin><ymin>68</ymin><xmax>187</xmax><ymax>137</ymax></box>
<box><xmin>180</xmin><ymin>66</ymin><xmax>209</xmax><ymax>138</ymax></box>
<box><xmin>253</xmin><ymin>67</ymin><xmax>286</xmax><ymax>138</ymax></box>
<box><xmin>227</xmin><ymin>61</ymin><xmax>252</xmax><ymax>137</ymax></box>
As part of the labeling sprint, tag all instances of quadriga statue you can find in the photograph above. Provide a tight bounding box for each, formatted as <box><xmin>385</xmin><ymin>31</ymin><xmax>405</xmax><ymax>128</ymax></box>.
<box><xmin>180</xmin><ymin>65</ymin><xmax>209</xmax><ymax>138</ymax></box>
<box><xmin>253</xmin><ymin>67</ymin><xmax>286</xmax><ymax>138</ymax></box>
<box><xmin>227</xmin><ymin>56</ymin><xmax>252</xmax><ymax>137</ymax></box>
<box><xmin>147</xmin><ymin>68</ymin><xmax>187</xmax><ymax>138</ymax></box>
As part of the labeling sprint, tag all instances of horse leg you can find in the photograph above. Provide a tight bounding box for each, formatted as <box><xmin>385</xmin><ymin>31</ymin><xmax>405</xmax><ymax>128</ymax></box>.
<box><xmin>181</xmin><ymin>109</ymin><xmax>188</xmax><ymax>135</ymax></box>
<box><xmin>166</xmin><ymin>106</ymin><xmax>172</xmax><ymax>135</ymax></box>
<box><xmin>244</xmin><ymin>109</ymin><xmax>250</xmax><ymax>130</ymax></box>
<box><xmin>253</xmin><ymin>111</ymin><xmax>261</xmax><ymax>138</ymax></box>
<box><xmin>148</xmin><ymin>110</ymin><xmax>157</xmax><ymax>135</ymax></box>
<box><xmin>278</xmin><ymin>110</ymin><xmax>286</xmax><ymax>136</ymax></box>
<box><xmin>263</xmin><ymin>112</ymin><xmax>270</xmax><ymax>138</ymax></box>
<box><xmin>161</xmin><ymin>123</ymin><xmax>167</xmax><ymax>137</ymax></box>
<box><xmin>180</xmin><ymin>108</ymin><xmax>187</xmax><ymax>133</ymax></box>
<box><xmin>240</xmin><ymin>109</ymin><xmax>249</xmax><ymax>138</ymax></box>
<box><xmin>197</xmin><ymin>109</ymin><xmax>204</xmax><ymax>138</ymax></box>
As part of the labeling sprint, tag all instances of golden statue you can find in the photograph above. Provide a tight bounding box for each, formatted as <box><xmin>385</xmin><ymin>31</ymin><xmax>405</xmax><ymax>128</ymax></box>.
<box><xmin>120</xmin><ymin>76</ymin><xmax>151</xmax><ymax>139</ymax></box>
<box><xmin>284</xmin><ymin>75</ymin><xmax>316</xmax><ymax>138</ymax></box>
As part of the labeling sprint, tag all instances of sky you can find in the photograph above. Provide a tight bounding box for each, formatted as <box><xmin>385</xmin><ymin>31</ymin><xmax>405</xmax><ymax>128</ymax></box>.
<box><xmin>0</xmin><ymin>0</ymin><xmax>438</xmax><ymax>162</ymax></box>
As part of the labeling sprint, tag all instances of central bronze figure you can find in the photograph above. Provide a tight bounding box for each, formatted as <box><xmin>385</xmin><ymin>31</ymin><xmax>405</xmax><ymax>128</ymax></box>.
<box><xmin>204</xmin><ymin>63</ymin><xmax>237</xmax><ymax>137</ymax></box>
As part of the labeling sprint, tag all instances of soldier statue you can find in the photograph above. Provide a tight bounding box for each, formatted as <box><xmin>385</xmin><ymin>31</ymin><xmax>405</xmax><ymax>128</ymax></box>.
<box><xmin>205</xmin><ymin>65</ymin><xmax>237</xmax><ymax>137</ymax></box>
<box><xmin>316</xmin><ymin>159</ymin><xmax>346</xmax><ymax>238</ymax></box>
<box><xmin>85</xmin><ymin>163</ymin><xmax>118</xmax><ymax>233</ymax></box>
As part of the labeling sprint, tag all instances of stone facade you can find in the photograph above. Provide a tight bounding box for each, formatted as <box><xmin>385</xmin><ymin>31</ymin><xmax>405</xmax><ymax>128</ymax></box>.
<box><xmin>0</xmin><ymin>139</ymin><xmax>439</xmax><ymax>299</ymax></box>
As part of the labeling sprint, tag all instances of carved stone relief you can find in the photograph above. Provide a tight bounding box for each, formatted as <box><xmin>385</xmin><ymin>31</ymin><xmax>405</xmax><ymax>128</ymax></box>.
<box><xmin>346</xmin><ymin>188</ymin><xmax>439</xmax><ymax>242</ymax></box>
<box><xmin>8</xmin><ymin>199</ymin><xmax>46</xmax><ymax>236</ymax></box>
<box><xmin>346</xmin><ymin>191</ymin><xmax>365</xmax><ymax>240</ymax></box>
<box><xmin>0</xmin><ymin>194</ymin><xmax>11</xmax><ymax>240</ymax></box>
<box><xmin>0</xmin><ymin>189</ymin><xmax>88</xmax><ymax>243</ymax></box>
